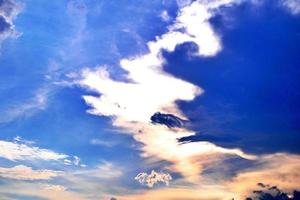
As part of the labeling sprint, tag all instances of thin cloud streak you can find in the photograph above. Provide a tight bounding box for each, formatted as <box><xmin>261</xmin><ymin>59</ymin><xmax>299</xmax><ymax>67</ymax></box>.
<box><xmin>0</xmin><ymin>165</ymin><xmax>61</xmax><ymax>180</ymax></box>
<box><xmin>0</xmin><ymin>139</ymin><xmax>67</xmax><ymax>161</ymax></box>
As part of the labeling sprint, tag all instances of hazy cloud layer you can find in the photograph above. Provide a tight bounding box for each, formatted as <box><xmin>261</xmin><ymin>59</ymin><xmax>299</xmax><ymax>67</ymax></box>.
<box><xmin>0</xmin><ymin>165</ymin><xmax>61</xmax><ymax>180</ymax></box>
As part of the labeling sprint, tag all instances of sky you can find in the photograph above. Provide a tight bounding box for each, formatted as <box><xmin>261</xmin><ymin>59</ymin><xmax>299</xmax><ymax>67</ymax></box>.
<box><xmin>0</xmin><ymin>0</ymin><xmax>299</xmax><ymax>199</ymax></box>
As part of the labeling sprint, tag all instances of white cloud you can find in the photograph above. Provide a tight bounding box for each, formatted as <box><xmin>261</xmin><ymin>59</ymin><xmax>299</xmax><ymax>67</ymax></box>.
<box><xmin>73</xmin><ymin>156</ymin><xmax>80</xmax><ymax>166</ymax></box>
<box><xmin>78</xmin><ymin>0</ymin><xmax>255</xmax><ymax>184</ymax></box>
<box><xmin>281</xmin><ymin>0</ymin><xmax>300</xmax><ymax>15</ymax></box>
<box><xmin>135</xmin><ymin>170</ymin><xmax>172</xmax><ymax>188</ymax></box>
<box><xmin>64</xmin><ymin>156</ymin><xmax>86</xmax><ymax>167</ymax></box>
<box><xmin>0</xmin><ymin>165</ymin><xmax>61</xmax><ymax>180</ymax></box>
<box><xmin>0</xmin><ymin>139</ymin><xmax>67</xmax><ymax>161</ymax></box>
<box><xmin>64</xmin><ymin>159</ymin><xmax>73</xmax><ymax>165</ymax></box>
<box><xmin>160</xmin><ymin>10</ymin><xmax>171</xmax><ymax>22</ymax></box>
<box><xmin>13</xmin><ymin>136</ymin><xmax>35</xmax><ymax>145</ymax></box>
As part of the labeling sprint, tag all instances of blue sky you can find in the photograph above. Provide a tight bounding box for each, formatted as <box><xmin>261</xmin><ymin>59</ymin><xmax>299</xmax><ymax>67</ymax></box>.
<box><xmin>0</xmin><ymin>0</ymin><xmax>299</xmax><ymax>200</ymax></box>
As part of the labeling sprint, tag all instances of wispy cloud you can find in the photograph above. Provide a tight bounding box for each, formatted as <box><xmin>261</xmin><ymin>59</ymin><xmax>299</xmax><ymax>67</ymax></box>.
<box><xmin>280</xmin><ymin>0</ymin><xmax>300</xmax><ymax>15</ymax></box>
<box><xmin>64</xmin><ymin>156</ymin><xmax>86</xmax><ymax>167</ymax></box>
<box><xmin>0</xmin><ymin>87</ymin><xmax>49</xmax><ymax>124</ymax></box>
<box><xmin>0</xmin><ymin>165</ymin><xmax>61</xmax><ymax>180</ymax></box>
<box><xmin>90</xmin><ymin>138</ymin><xmax>117</xmax><ymax>147</ymax></box>
<box><xmin>72</xmin><ymin>161</ymin><xmax>123</xmax><ymax>179</ymax></box>
<box><xmin>0</xmin><ymin>138</ymin><xmax>67</xmax><ymax>161</ymax></box>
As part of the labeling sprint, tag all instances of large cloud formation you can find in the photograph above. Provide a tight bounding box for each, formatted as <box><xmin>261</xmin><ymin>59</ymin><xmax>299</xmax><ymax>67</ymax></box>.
<box><xmin>79</xmin><ymin>0</ymin><xmax>256</xmax><ymax>184</ymax></box>
<box><xmin>0</xmin><ymin>0</ymin><xmax>22</xmax><ymax>45</ymax></box>
<box><xmin>78</xmin><ymin>0</ymin><xmax>300</xmax><ymax>198</ymax></box>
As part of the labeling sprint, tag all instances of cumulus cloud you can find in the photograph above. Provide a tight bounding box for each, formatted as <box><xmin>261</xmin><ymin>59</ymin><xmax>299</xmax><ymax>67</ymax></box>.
<box><xmin>281</xmin><ymin>0</ymin><xmax>300</xmax><ymax>15</ymax></box>
<box><xmin>78</xmin><ymin>0</ymin><xmax>255</xmax><ymax>183</ymax></box>
<box><xmin>135</xmin><ymin>170</ymin><xmax>172</xmax><ymax>188</ymax></box>
<box><xmin>0</xmin><ymin>139</ymin><xmax>68</xmax><ymax>161</ymax></box>
<box><xmin>0</xmin><ymin>0</ymin><xmax>22</xmax><ymax>45</ymax></box>
<box><xmin>0</xmin><ymin>165</ymin><xmax>61</xmax><ymax>180</ymax></box>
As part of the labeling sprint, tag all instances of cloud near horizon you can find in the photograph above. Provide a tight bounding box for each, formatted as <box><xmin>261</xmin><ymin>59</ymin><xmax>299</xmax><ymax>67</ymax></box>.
<box><xmin>226</xmin><ymin>153</ymin><xmax>300</xmax><ymax>199</ymax></box>
<box><xmin>0</xmin><ymin>165</ymin><xmax>61</xmax><ymax>180</ymax></box>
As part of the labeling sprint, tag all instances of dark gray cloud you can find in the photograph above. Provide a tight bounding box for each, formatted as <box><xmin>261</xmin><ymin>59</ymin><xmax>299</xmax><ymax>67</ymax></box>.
<box><xmin>245</xmin><ymin>183</ymin><xmax>300</xmax><ymax>200</ymax></box>
<box><xmin>150</xmin><ymin>112</ymin><xmax>187</xmax><ymax>128</ymax></box>
<box><xmin>0</xmin><ymin>0</ymin><xmax>22</xmax><ymax>44</ymax></box>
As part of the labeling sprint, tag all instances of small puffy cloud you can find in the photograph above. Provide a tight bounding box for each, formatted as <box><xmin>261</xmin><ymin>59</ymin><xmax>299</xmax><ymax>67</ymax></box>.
<box><xmin>281</xmin><ymin>0</ymin><xmax>300</xmax><ymax>15</ymax></box>
<box><xmin>135</xmin><ymin>170</ymin><xmax>172</xmax><ymax>188</ymax></box>
<box><xmin>0</xmin><ymin>0</ymin><xmax>22</xmax><ymax>45</ymax></box>
<box><xmin>0</xmin><ymin>165</ymin><xmax>61</xmax><ymax>180</ymax></box>
<box><xmin>0</xmin><ymin>139</ymin><xmax>68</xmax><ymax>161</ymax></box>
